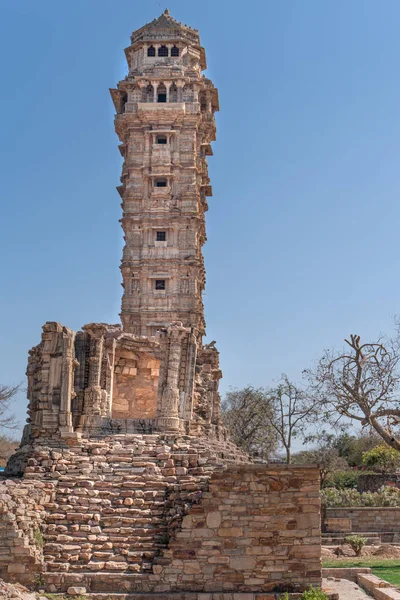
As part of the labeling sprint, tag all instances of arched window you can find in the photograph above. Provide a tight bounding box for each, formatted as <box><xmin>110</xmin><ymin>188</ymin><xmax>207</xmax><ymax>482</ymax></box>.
<box><xmin>155</xmin><ymin>178</ymin><xmax>167</xmax><ymax>188</ymax></box>
<box><xmin>171</xmin><ymin>46</ymin><xmax>179</xmax><ymax>57</ymax></box>
<box><xmin>147</xmin><ymin>46</ymin><xmax>155</xmax><ymax>57</ymax></box>
<box><xmin>156</xmin><ymin>135</ymin><xmax>167</xmax><ymax>145</ymax></box>
<box><xmin>157</xmin><ymin>83</ymin><xmax>167</xmax><ymax>103</ymax></box>
<box><xmin>158</xmin><ymin>45</ymin><xmax>168</xmax><ymax>57</ymax></box>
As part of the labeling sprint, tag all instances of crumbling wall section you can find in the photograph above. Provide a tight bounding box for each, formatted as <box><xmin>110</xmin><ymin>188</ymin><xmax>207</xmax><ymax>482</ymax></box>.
<box><xmin>0</xmin><ymin>479</ymin><xmax>53</xmax><ymax>586</ymax></box>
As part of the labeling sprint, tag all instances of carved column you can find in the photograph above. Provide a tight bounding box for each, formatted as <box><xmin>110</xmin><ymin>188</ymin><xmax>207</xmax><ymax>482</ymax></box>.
<box><xmin>59</xmin><ymin>327</ymin><xmax>76</xmax><ymax>432</ymax></box>
<box><xmin>176</xmin><ymin>80</ymin><xmax>184</xmax><ymax>103</ymax></box>
<box><xmin>156</xmin><ymin>323</ymin><xmax>188</xmax><ymax>431</ymax></box>
<box><xmin>165</xmin><ymin>81</ymin><xmax>172</xmax><ymax>103</ymax></box>
<box><xmin>82</xmin><ymin>324</ymin><xmax>108</xmax><ymax>417</ymax></box>
<box><xmin>103</xmin><ymin>337</ymin><xmax>116</xmax><ymax>417</ymax></box>
<box><xmin>151</xmin><ymin>80</ymin><xmax>158</xmax><ymax>103</ymax></box>
<box><xmin>182</xmin><ymin>329</ymin><xmax>197</xmax><ymax>423</ymax></box>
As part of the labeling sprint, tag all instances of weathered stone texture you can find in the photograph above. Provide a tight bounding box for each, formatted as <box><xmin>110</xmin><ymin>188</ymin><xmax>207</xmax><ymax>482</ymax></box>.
<box><xmin>0</xmin><ymin>479</ymin><xmax>51</xmax><ymax>585</ymax></box>
<box><xmin>158</xmin><ymin>465</ymin><xmax>321</xmax><ymax>594</ymax></box>
<box><xmin>325</xmin><ymin>507</ymin><xmax>400</xmax><ymax>533</ymax></box>
<box><xmin>1</xmin><ymin>447</ymin><xmax>320</xmax><ymax>593</ymax></box>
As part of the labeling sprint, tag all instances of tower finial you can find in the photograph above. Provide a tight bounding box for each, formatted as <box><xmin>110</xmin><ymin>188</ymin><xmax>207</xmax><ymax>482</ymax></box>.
<box><xmin>164</xmin><ymin>8</ymin><xmax>170</xmax><ymax>16</ymax></box>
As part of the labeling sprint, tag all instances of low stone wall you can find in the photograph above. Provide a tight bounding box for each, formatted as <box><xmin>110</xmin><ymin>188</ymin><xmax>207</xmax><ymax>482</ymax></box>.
<box><xmin>358</xmin><ymin>573</ymin><xmax>400</xmax><ymax>600</ymax></box>
<box><xmin>325</xmin><ymin>507</ymin><xmax>400</xmax><ymax>533</ymax></box>
<box><xmin>0</xmin><ymin>479</ymin><xmax>53</xmax><ymax>586</ymax></box>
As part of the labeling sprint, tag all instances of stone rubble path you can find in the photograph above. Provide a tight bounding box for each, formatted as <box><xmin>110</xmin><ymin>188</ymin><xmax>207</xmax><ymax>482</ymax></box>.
<box><xmin>323</xmin><ymin>577</ymin><xmax>372</xmax><ymax>599</ymax></box>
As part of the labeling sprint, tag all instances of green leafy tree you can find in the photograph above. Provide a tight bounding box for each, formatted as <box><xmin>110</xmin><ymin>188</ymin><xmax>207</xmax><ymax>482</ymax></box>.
<box><xmin>362</xmin><ymin>444</ymin><xmax>400</xmax><ymax>473</ymax></box>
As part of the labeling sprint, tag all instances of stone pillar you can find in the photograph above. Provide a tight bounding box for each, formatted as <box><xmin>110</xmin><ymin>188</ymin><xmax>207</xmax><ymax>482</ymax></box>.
<box><xmin>59</xmin><ymin>327</ymin><xmax>76</xmax><ymax>432</ymax></box>
<box><xmin>82</xmin><ymin>324</ymin><xmax>108</xmax><ymax>417</ymax></box>
<box><xmin>103</xmin><ymin>337</ymin><xmax>116</xmax><ymax>417</ymax></box>
<box><xmin>39</xmin><ymin>322</ymin><xmax>64</xmax><ymax>434</ymax></box>
<box><xmin>156</xmin><ymin>323</ymin><xmax>188</xmax><ymax>431</ymax></box>
<box><xmin>151</xmin><ymin>81</ymin><xmax>157</xmax><ymax>103</ymax></box>
<box><xmin>206</xmin><ymin>91</ymin><xmax>212</xmax><ymax>112</ymax></box>
<box><xmin>137</xmin><ymin>80</ymin><xmax>147</xmax><ymax>103</ymax></box>
<box><xmin>182</xmin><ymin>329</ymin><xmax>197</xmax><ymax>422</ymax></box>
<box><xmin>165</xmin><ymin>81</ymin><xmax>172</xmax><ymax>103</ymax></box>
<box><xmin>176</xmin><ymin>80</ymin><xmax>184</xmax><ymax>103</ymax></box>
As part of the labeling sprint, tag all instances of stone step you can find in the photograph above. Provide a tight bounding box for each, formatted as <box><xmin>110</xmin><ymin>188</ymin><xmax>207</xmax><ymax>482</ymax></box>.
<box><xmin>322</xmin><ymin>531</ymin><xmax>381</xmax><ymax>537</ymax></box>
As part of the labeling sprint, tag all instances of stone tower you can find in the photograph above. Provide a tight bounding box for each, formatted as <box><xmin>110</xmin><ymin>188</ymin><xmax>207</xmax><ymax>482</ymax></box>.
<box><xmin>2</xmin><ymin>13</ymin><xmax>322</xmax><ymax>596</ymax></box>
<box><xmin>110</xmin><ymin>9</ymin><xmax>218</xmax><ymax>339</ymax></box>
<box><xmin>13</xmin><ymin>10</ymin><xmax>223</xmax><ymax>441</ymax></box>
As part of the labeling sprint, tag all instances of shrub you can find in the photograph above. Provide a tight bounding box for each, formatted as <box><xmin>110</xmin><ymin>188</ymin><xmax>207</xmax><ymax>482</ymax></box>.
<box><xmin>322</xmin><ymin>485</ymin><xmax>400</xmax><ymax>507</ymax></box>
<box><xmin>344</xmin><ymin>534</ymin><xmax>368</xmax><ymax>556</ymax></box>
<box><xmin>322</xmin><ymin>487</ymin><xmax>361</xmax><ymax>507</ymax></box>
<box><xmin>301</xmin><ymin>587</ymin><xmax>329</xmax><ymax>600</ymax></box>
<box><xmin>33</xmin><ymin>528</ymin><xmax>43</xmax><ymax>548</ymax></box>
<box><xmin>324</xmin><ymin>470</ymin><xmax>359</xmax><ymax>489</ymax></box>
<box><xmin>362</xmin><ymin>445</ymin><xmax>400</xmax><ymax>473</ymax></box>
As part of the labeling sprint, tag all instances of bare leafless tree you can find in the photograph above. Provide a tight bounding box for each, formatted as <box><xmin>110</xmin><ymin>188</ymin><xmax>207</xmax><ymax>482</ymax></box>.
<box><xmin>268</xmin><ymin>375</ymin><xmax>320</xmax><ymax>464</ymax></box>
<box><xmin>221</xmin><ymin>386</ymin><xmax>279</xmax><ymax>460</ymax></box>
<box><xmin>0</xmin><ymin>384</ymin><xmax>19</xmax><ymax>430</ymax></box>
<box><xmin>0</xmin><ymin>435</ymin><xmax>19</xmax><ymax>467</ymax></box>
<box><xmin>306</xmin><ymin>333</ymin><xmax>400</xmax><ymax>451</ymax></box>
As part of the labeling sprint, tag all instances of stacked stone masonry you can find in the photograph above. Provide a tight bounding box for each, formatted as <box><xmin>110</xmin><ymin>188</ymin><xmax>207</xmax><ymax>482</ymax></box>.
<box><xmin>325</xmin><ymin>507</ymin><xmax>400</xmax><ymax>534</ymax></box>
<box><xmin>1</xmin><ymin>436</ymin><xmax>320</xmax><ymax>594</ymax></box>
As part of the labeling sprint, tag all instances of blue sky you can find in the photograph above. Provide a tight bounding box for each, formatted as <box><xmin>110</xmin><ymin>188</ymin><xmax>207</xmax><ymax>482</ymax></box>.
<box><xmin>1</xmin><ymin>0</ymin><xmax>400</xmax><ymax>435</ymax></box>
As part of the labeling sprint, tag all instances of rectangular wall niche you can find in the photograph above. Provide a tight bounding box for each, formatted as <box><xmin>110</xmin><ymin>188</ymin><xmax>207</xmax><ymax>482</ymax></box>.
<box><xmin>112</xmin><ymin>349</ymin><xmax>160</xmax><ymax>419</ymax></box>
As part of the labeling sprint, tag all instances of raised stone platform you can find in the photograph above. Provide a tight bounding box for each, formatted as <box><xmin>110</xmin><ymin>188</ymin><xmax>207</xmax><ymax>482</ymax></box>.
<box><xmin>0</xmin><ymin>434</ymin><xmax>321</xmax><ymax>595</ymax></box>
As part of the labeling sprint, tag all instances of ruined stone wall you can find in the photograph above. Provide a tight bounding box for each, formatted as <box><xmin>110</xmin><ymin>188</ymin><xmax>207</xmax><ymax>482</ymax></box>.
<box><xmin>5</xmin><ymin>434</ymin><xmax>248</xmax><ymax>593</ymax></box>
<box><xmin>0</xmin><ymin>479</ymin><xmax>52</xmax><ymax>586</ymax></box>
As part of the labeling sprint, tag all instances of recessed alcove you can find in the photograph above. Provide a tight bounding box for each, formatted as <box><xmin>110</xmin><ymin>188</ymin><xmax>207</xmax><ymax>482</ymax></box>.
<box><xmin>112</xmin><ymin>348</ymin><xmax>160</xmax><ymax>419</ymax></box>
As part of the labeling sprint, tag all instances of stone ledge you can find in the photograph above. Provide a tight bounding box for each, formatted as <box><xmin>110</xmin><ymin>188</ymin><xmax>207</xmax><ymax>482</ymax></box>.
<box><xmin>41</xmin><ymin>594</ymin><xmax>338</xmax><ymax>600</ymax></box>
<box><xmin>222</xmin><ymin>463</ymin><xmax>320</xmax><ymax>472</ymax></box>
<box><xmin>322</xmin><ymin>568</ymin><xmax>372</xmax><ymax>582</ymax></box>
<box><xmin>358</xmin><ymin>573</ymin><xmax>400</xmax><ymax>600</ymax></box>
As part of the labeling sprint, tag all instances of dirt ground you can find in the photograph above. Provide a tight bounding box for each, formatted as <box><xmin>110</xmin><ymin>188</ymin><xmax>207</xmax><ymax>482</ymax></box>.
<box><xmin>322</xmin><ymin>544</ymin><xmax>400</xmax><ymax>559</ymax></box>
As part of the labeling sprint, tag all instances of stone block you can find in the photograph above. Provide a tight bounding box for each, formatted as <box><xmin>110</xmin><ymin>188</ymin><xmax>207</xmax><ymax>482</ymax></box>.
<box><xmin>67</xmin><ymin>587</ymin><xmax>87</xmax><ymax>596</ymax></box>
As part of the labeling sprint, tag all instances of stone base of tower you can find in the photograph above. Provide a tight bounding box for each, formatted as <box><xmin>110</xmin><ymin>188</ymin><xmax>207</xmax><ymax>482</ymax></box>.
<box><xmin>1</xmin><ymin>432</ymin><xmax>321</xmax><ymax>595</ymax></box>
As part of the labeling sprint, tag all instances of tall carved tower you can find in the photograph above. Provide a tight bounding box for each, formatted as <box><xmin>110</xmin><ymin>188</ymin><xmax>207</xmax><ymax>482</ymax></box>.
<box><xmin>14</xmin><ymin>10</ymin><xmax>223</xmax><ymax>447</ymax></box>
<box><xmin>110</xmin><ymin>9</ymin><xmax>219</xmax><ymax>338</ymax></box>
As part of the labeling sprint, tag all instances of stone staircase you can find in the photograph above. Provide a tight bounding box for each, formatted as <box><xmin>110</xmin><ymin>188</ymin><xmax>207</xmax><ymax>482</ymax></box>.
<box><xmin>23</xmin><ymin>433</ymin><xmax>248</xmax><ymax>592</ymax></box>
